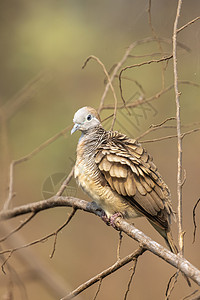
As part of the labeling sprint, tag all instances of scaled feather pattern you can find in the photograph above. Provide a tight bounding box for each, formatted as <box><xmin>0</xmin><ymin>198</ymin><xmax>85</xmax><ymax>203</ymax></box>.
<box><xmin>72</xmin><ymin>106</ymin><xmax>177</xmax><ymax>253</ymax></box>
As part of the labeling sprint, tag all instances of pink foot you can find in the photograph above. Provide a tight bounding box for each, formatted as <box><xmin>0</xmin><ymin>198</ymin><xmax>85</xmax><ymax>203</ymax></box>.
<box><xmin>109</xmin><ymin>212</ymin><xmax>123</xmax><ymax>229</ymax></box>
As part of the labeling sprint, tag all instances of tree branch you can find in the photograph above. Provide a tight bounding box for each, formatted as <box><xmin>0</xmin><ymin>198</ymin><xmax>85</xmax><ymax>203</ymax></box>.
<box><xmin>1</xmin><ymin>196</ymin><xmax>200</xmax><ymax>286</ymax></box>
<box><xmin>172</xmin><ymin>0</ymin><xmax>184</xmax><ymax>254</ymax></box>
<box><xmin>62</xmin><ymin>247</ymin><xmax>145</xmax><ymax>300</ymax></box>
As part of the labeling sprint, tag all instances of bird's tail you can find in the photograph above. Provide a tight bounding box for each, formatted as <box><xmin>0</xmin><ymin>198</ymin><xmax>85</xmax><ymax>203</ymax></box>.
<box><xmin>165</xmin><ymin>230</ymin><xmax>191</xmax><ymax>287</ymax></box>
<box><xmin>165</xmin><ymin>230</ymin><xmax>178</xmax><ymax>254</ymax></box>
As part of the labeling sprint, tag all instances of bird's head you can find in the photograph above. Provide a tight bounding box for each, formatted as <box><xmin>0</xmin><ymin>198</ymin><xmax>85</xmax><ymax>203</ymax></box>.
<box><xmin>71</xmin><ymin>106</ymin><xmax>101</xmax><ymax>134</ymax></box>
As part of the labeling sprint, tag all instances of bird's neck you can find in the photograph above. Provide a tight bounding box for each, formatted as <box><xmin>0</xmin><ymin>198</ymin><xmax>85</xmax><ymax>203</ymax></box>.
<box><xmin>77</xmin><ymin>125</ymin><xmax>107</xmax><ymax>157</ymax></box>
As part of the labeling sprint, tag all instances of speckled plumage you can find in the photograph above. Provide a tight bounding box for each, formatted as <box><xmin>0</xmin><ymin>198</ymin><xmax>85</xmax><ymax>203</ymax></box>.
<box><xmin>72</xmin><ymin>106</ymin><xmax>177</xmax><ymax>253</ymax></box>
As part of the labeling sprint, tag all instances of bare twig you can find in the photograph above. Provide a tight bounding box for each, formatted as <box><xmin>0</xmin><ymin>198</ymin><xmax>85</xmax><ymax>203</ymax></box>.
<box><xmin>177</xmin><ymin>16</ymin><xmax>200</xmax><ymax>33</ymax></box>
<box><xmin>137</xmin><ymin>117</ymin><xmax>176</xmax><ymax>140</ymax></box>
<box><xmin>61</xmin><ymin>247</ymin><xmax>145</xmax><ymax>300</ymax></box>
<box><xmin>2</xmin><ymin>70</ymin><xmax>52</xmax><ymax>121</ymax></box>
<box><xmin>140</xmin><ymin>128</ymin><xmax>200</xmax><ymax>144</ymax></box>
<box><xmin>165</xmin><ymin>271</ymin><xmax>179</xmax><ymax>300</ymax></box>
<box><xmin>97</xmin><ymin>36</ymin><xmax>188</xmax><ymax>115</ymax></box>
<box><xmin>4</xmin><ymin>125</ymin><xmax>71</xmax><ymax>210</ymax></box>
<box><xmin>192</xmin><ymin>198</ymin><xmax>200</xmax><ymax>244</ymax></box>
<box><xmin>117</xmin><ymin>231</ymin><xmax>123</xmax><ymax>261</ymax></box>
<box><xmin>93</xmin><ymin>278</ymin><xmax>103</xmax><ymax>300</ymax></box>
<box><xmin>0</xmin><ymin>224</ymin><xmax>71</xmax><ymax>298</ymax></box>
<box><xmin>148</xmin><ymin>0</ymin><xmax>166</xmax><ymax>89</ymax></box>
<box><xmin>56</xmin><ymin>167</ymin><xmax>75</xmax><ymax>197</ymax></box>
<box><xmin>123</xmin><ymin>260</ymin><xmax>138</xmax><ymax>300</ymax></box>
<box><xmin>97</xmin><ymin>37</ymin><xmax>159</xmax><ymax>113</ymax></box>
<box><xmin>82</xmin><ymin>55</ymin><xmax>118</xmax><ymax>130</ymax></box>
<box><xmin>182</xmin><ymin>289</ymin><xmax>200</xmax><ymax>300</ymax></box>
<box><xmin>172</xmin><ymin>0</ymin><xmax>184</xmax><ymax>254</ymax></box>
<box><xmin>0</xmin><ymin>212</ymin><xmax>36</xmax><ymax>243</ymax></box>
<box><xmin>103</xmin><ymin>79</ymin><xmax>199</xmax><ymax>112</ymax></box>
<box><xmin>0</xmin><ymin>208</ymin><xmax>76</xmax><ymax>268</ymax></box>
<box><xmin>50</xmin><ymin>208</ymin><xmax>76</xmax><ymax>258</ymax></box>
<box><xmin>119</xmin><ymin>55</ymin><xmax>173</xmax><ymax>104</ymax></box>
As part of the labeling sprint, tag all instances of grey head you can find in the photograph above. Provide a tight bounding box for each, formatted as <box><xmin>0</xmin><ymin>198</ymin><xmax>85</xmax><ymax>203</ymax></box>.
<box><xmin>71</xmin><ymin>106</ymin><xmax>101</xmax><ymax>134</ymax></box>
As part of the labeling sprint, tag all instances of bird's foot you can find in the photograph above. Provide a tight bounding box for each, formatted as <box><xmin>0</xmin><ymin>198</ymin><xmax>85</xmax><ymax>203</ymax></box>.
<box><xmin>109</xmin><ymin>212</ymin><xmax>123</xmax><ymax>230</ymax></box>
<box><xmin>91</xmin><ymin>202</ymin><xmax>123</xmax><ymax>229</ymax></box>
<box><xmin>99</xmin><ymin>211</ymin><xmax>123</xmax><ymax>228</ymax></box>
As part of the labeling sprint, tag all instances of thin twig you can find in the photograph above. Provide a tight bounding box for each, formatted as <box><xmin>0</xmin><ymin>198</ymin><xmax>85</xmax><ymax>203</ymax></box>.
<box><xmin>140</xmin><ymin>128</ymin><xmax>200</xmax><ymax>144</ymax></box>
<box><xmin>98</xmin><ymin>37</ymin><xmax>158</xmax><ymax>114</ymax></box>
<box><xmin>0</xmin><ymin>209</ymin><xmax>76</xmax><ymax>269</ymax></box>
<box><xmin>61</xmin><ymin>247</ymin><xmax>145</xmax><ymax>300</ymax></box>
<box><xmin>177</xmin><ymin>16</ymin><xmax>200</xmax><ymax>33</ymax></box>
<box><xmin>192</xmin><ymin>198</ymin><xmax>200</xmax><ymax>244</ymax></box>
<box><xmin>0</xmin><ymin>212</ymin><xmax>36</xmax><ymax>243</ymax></box>
<box><xmin>93</xmin><ymin>278</ymin><xmax>103</xmax><ymax>300</ymax></box>
<box><xmin>165</xmin><ymin>271</ymin><xmax>179</xmax><ymax>300</ymax></box>
<box><xmin>182</xmin><ymin>290</ymin><xmax>199</xmax><ymax>300</ymax></box>
<box><xmin>82</xmin><ymin>55</ymin><xmax>118</xmax><ymax>130</ymax></box>
<box><xmin>119</xmin><ymin>55</ymin><xmax>173</xmax><ymax>104</ymax></box>
<box><xmin>117</xmin><ymin>231</ymin><xmax>123</xmax><ymax>261</ymax></box>
<box><xmin>4</xmin><ymin>125</ymin><xmax>71</xmax><ymax>210</ymax></box>
<box><xmin>137</xmin><ymin>117</ymin><xmax>176</xmax><ymax>140</ymax></box>
<box><xmin>148</xmin><ymin>0</ymin><xmax>166</xmax><ymax>89</ymax></box>
<box><xmin>102</xmin><ymin>80</ymin><xmax>199</xmax><ymax>111</ymax></box>
<box><xmin>50</xmin><ymin>208</ymin><xmax>76</xmax><ymax>258</ymax></box>
<box><xmin>56</xmin><ymin>167</ymin><xmax>74</xmax><ymax>197</ymax></box>
<box><xmin>2</xmin><ymin>69</ymin><xmax>53</xmax><ymax>121</ymax></box>
<box><xmin>172</xmin><ymin>0</ymin><xmax>184</xmax><ymax>254</ymax></box>
<box><xmin>123</xmin><ymin>260</ymin><xmax>138</xmax><ymax>300</ymax></box>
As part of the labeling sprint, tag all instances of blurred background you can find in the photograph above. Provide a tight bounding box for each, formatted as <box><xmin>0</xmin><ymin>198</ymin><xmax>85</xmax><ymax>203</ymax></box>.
<box><xmin>0</xmin><ymin>0</ymin><xmax>200</xmax><ymax>299</ymax></box>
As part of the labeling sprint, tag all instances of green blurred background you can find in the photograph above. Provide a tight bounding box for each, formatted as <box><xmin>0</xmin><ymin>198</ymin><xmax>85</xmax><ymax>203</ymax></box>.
<box><xmin>0</xmin><ymin>0</ymin><xmax>200</xmax><ymax>299</ymax></box>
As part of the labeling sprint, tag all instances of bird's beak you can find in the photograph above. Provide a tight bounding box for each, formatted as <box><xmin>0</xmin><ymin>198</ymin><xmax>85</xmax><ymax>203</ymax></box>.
<box><xmin>71</xmin><ymin>123</ymin><xmax>80</xmax><ymax>135</ymax></box>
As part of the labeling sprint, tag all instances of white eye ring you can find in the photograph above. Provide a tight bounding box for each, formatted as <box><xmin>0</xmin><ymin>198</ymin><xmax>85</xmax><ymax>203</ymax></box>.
<box><xmin>86</xmin><ymin>114</ymin><xmax>92</xmax><ymax>121</ymax></box>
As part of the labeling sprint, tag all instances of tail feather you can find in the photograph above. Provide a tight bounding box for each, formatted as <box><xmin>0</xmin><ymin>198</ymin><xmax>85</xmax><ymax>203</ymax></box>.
<box><xmin>165</xmin><ymin>231</ymin><xmax>178</xmax><ymax>254</ymax></box>
<box><xmin>166</xmin><ymin>231</ymin><xmax>191</xmax><ymax>287</ymax></box>
<box><xmin>148</xmin><ymin>219</ymin><xmax>191</xmax><ymax>286</ymax></box>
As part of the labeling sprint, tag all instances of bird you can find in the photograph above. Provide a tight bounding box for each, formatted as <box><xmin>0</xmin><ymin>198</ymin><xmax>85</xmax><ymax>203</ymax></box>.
<box><xmin>71</xmin><ymin>106</ymin><xmax>177</xmax><ymax>253</ymax></box>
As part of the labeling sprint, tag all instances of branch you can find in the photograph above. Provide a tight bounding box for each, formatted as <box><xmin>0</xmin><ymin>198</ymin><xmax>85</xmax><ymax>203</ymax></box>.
<box><xmin>172</xmin><ymin>0</ymin><xmax>184</xmax><ymax>254</ymax></box>
<box><xmin>62</xmin><ymin>247</ymin><xmax>146</xmax><ymax>300</ymax></box>
<box><xmin>1</xmin><ymin>196</ymin><xmax>200</xmax><ymax>286</ymax></box>
<box><xmin>119</xmin><ymin>55</ymin><xmax>173</xmax><ymax>105</ymax></box>
<box><xmin>3</xmin><ymin>125</ymin><xmax>71</xmax><ymax>210</ymax></box>
<box><xmin>2</xmin><ymin>69</ymin><xmax>52</xmax><ymax>121</ymax></box>
<box><xmin>82</xmin><ymin>55</ymin><xmax>118</xmax><ymax>130</ymax></box>
<box><xmin>177</xmin><ymin>16</ymin><xmax>200</xmax><ymax>34</ymax></box>
<box><xmin>102</xmin><ymin>80</ymin><xmax>199</xmax><ymax>111</ymax></box>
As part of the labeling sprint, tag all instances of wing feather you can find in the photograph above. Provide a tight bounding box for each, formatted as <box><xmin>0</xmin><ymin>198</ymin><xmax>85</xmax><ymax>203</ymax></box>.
<box><xmin>94</xmin><ymin>133</ymin><xmax>172</xmax><ymax>226</ymax></box>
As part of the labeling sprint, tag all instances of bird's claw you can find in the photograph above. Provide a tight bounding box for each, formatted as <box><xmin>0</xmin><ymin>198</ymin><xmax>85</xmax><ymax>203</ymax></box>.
<box><xmin>109</xmin><ymin>212</ymin><xmax>123</xmax><ymax>230</ymax></box>
<box><xmin>100</xmin><ymin>211</ymin><xmax>123</xmax><ymax>230</ymax></box>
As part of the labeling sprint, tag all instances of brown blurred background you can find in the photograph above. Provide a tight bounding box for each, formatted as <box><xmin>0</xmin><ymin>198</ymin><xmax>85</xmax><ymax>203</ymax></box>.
<box><xmin>0</xmin><ymin>0</ymin><xmax>200</xmax><ymax>299</ymax></box>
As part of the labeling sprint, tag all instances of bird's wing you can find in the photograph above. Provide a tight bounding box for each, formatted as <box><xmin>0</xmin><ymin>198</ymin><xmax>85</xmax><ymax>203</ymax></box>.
<box><xmin>94</xmin><ymin>132</ymin><xmax>173</xmax><ymax>229</ymax></box>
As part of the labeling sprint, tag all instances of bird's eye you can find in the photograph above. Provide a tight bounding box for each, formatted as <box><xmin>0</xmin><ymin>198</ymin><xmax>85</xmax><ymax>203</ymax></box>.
<box><xmin>86</xmin><ymin>114</ymin><xmax>92</xmax><ymax>121</ymax></box>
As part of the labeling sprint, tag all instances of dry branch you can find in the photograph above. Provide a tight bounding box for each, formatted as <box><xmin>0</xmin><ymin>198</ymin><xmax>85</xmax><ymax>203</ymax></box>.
<box><xmin>177</xmin><ymin>16</ymin><xmax>200</xmax><ymax>33</ymax></box>
<box><xmin>172</xmin><ymin>0</ymin><xmax>184</xmax><ymax>255</ymax></box>
<box><xmin>3</xmin><ymin>125</ymin><xmax>71</xmax><ymax>210</ymax></box>
<box><xmin>1</xmin><ymin>196</ymin><xmax>200</xmax><ymax>286</ymax></box>
<box><xmin>61</xmin><ymin>247</ymin><xmax>145</xmax><ymax>300</ymax></box>
<box><xmin>82</xmin><ymin>55</ymin><xmax>118</xmax><ymax>130</ymax></box>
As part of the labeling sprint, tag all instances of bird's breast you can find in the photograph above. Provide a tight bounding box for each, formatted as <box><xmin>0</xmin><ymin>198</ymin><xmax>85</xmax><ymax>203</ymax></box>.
<box><xmin>74</xmin><ymin>157</ymin><xmax>141</xmax><ymax>219</ymax></box>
